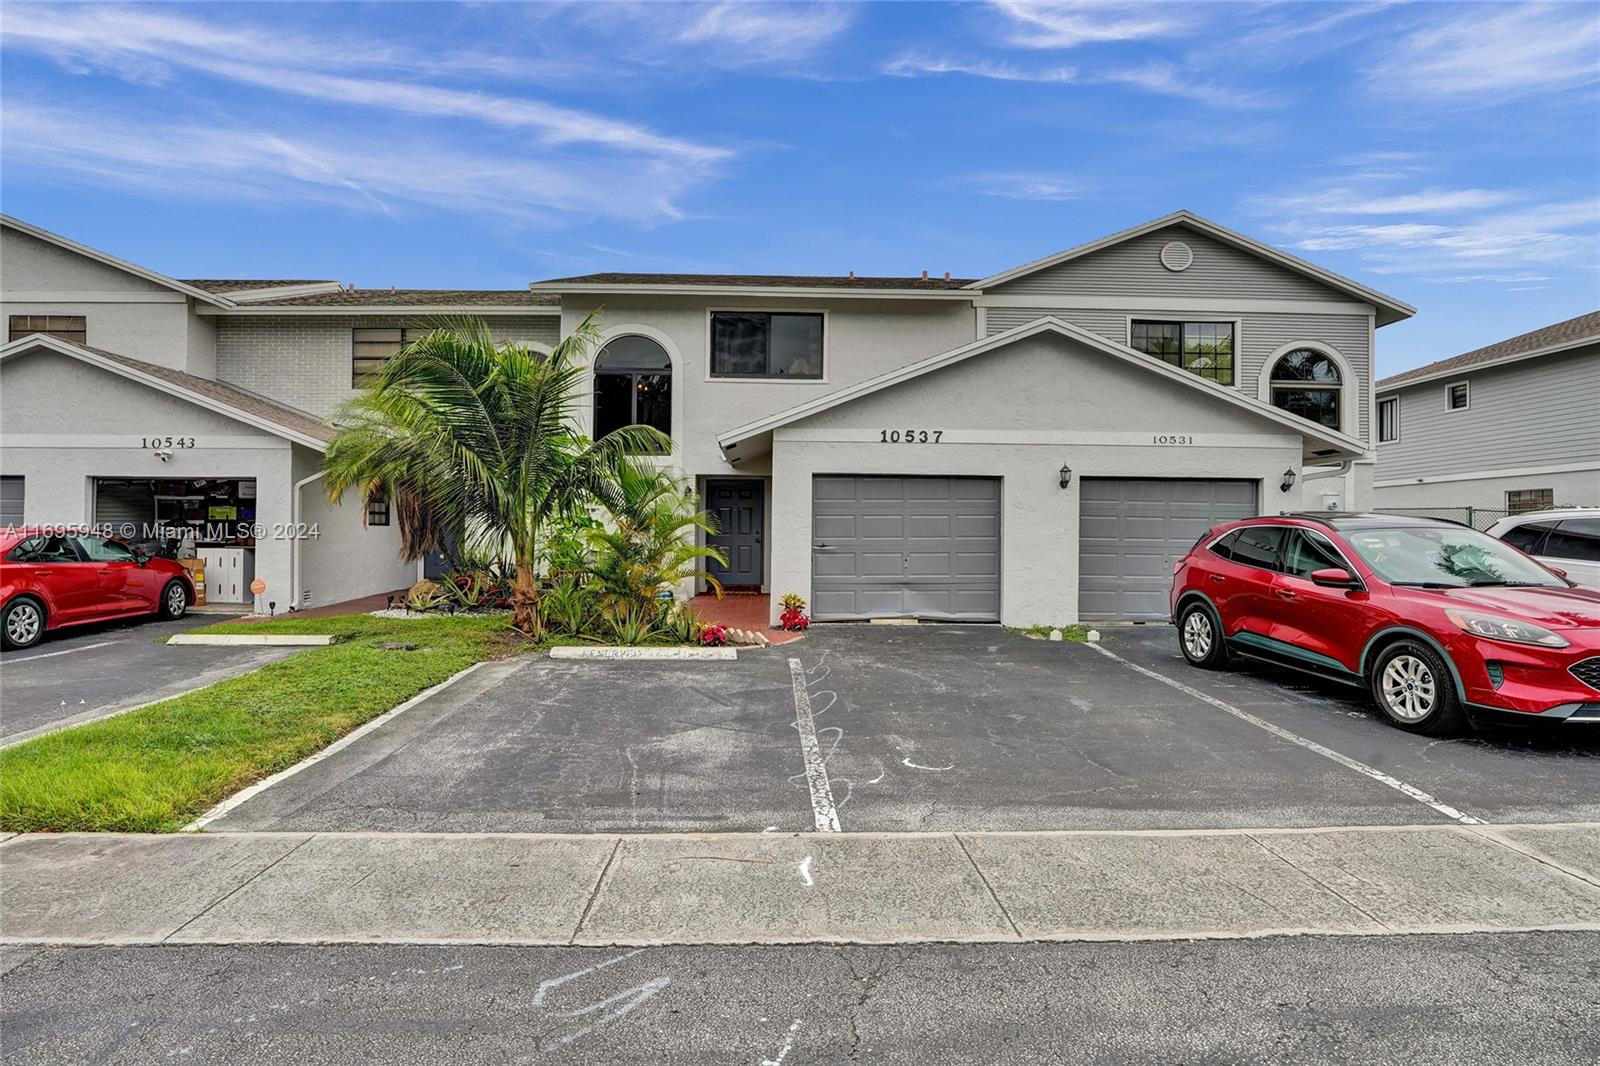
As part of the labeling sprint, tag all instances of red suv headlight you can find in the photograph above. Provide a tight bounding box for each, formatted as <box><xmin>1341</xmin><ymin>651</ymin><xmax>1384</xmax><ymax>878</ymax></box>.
<box><xmin>1443</xmin><ymin>609</ymin><xmax>1570</xmax><ymax>649</ymax></box>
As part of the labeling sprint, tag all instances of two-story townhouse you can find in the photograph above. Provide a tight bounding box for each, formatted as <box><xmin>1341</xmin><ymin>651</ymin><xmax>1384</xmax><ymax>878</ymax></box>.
<box><xmin>1</xmin><ymin>210</ymin><xmax>1412</xmax><ymax>624</ymax></box>
<box><xmin>1372</xmin><ymin>311</ymin><xmax>1600</xmax><ymax>522</ymax></box>
<box><xmin>0</xmin><ymin>215</ymin><xmax>554</xmax><ymax>609</ymax></box>
<box><xmin>533</xmin><ymin>211</ymin><xmax>1412</xmax><ymax>623</ymax></box>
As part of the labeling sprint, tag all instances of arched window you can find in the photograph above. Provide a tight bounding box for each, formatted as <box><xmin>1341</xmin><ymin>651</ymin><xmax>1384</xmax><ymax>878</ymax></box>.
<box><xmin>594</xmin><ymin>335</ymin><xmax>671</xmax><ymax>450</ymax></box>
<box><xmin>1269</xmin><ymin>348</ymin><xmax>1342</xmax><ymax>431</ymax></box>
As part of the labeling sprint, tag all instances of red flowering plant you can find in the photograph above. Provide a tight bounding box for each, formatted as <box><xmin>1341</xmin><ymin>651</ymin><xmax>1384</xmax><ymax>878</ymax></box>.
<box><xmin>701</xmin><ymin>622</ymin><xmax>730</xmax><ymax>647</ymax></box>
<box><xmin>778</xmin><ymin>593</ymin><xmax>811</xmax><ymax>632</ymax></box>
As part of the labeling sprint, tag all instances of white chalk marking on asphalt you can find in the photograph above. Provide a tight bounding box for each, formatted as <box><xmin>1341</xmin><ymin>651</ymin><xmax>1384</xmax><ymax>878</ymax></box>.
<box><xmin>761</xmin><ymin>1019</ymin><xmax>804</xmax><ymax>1066</ymax></box>
<box><xmin>788</xmin><ymin>657</ymin><xmax>842</xmax><ymax>833</ymax></box>
<box><xmin>901</xmin><ymin>757</ymin><xmax>954</xmax><ymax>772</ymax></box>
<box><xmin>180</xmin><ymin>661</ymin><xmax>491</xmax><ymax>831</ymax></box>
<box><xmin>798</xmin><ymin>855</ymin><xmax>814</xmax><ymax>887</ymax></box>
<box><xmin>532</xmin><ymin>949</ymin><xmax>645</xmax><ymax>1007</ymax></box>
<box><xmin>553</xmin><ymin>977</ymin><xmax>671</xmax><ymax>1046</ymax></box>
<box><xmin>1088</xmin><ymin>643</ymin><xmax>1486</xmax><ymax>825</ymax></box>
<box><xmin>3</xmin><ymin>640</ymin><xmax>117</xmax><ymax>663</ymax></box>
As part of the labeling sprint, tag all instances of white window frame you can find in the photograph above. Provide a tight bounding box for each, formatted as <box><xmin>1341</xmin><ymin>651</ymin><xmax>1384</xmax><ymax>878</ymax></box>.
<box><xmin>1377</xmin><ymin>396</ymin><xmax>1399</xmax><ymax>443</ymax></box>
<box><xmin>1446</xmin><ymin>380</ymin><xmax>1470</xmax><ymax>412</ymax></box>
<box><xmin>704</xmin><ymin>308</ymin><xmax>831</xmax><ymax>384</ymax></box>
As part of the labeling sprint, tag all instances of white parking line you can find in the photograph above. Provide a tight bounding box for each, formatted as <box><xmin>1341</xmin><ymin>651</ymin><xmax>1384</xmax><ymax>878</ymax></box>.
<box><xmin>1087</xmin><ymin>643</ymin><xmax>1487</xmax><ymax>826</ymax></box>
<box><xmin>787</xmin><ymin>658</ymin><xmax>841</xmax><ymax>832</ymax></box>
<box><xmin>3</xmin><ymin>640</ymin><xmax>117</xmax><ymax>664</ymax></box>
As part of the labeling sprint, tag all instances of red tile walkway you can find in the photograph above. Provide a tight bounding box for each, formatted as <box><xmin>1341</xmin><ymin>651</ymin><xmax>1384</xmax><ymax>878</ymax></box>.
<box><xmin>691</xmin><ymin>593</ymin><xmax>805</xmax><ymax>645</ymax></box>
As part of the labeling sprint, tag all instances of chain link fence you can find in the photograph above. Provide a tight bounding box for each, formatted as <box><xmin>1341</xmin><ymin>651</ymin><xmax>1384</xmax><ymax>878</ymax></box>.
<box><xmin>1373</xmin><ymin>506</ymin><xmax>1514</xmax><ymax>530</ymax></box>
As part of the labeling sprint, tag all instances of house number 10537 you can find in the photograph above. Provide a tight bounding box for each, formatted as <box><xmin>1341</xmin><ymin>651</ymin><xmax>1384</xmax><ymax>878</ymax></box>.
<box><xmin>880</xmin><ymin>429</ymin><xmax>944</xmax><ymax>443</ymax></box>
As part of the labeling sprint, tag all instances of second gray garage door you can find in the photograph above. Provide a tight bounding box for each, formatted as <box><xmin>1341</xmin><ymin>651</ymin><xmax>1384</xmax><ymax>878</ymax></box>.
<box><xmin>812</xmin><ymin>475</ymin><xmax>1000</xmax><ymax>621</ymax></box>
<box><xmin>1079</xmin><ymin>478</ymin><xmax>1258</xmax><ymax>621</ymax></box>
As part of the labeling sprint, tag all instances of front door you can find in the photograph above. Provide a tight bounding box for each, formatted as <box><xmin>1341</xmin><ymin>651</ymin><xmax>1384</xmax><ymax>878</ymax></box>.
<box><xmin>706</xmin><ymin>479</ymin><xmax>764</xmax><ymax>588</ymax></box>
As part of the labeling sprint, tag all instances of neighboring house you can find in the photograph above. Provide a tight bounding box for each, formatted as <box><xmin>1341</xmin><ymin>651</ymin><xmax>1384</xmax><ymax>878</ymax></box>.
<box><xmin>1372</xmin><ymin>311</ymin><xmax>1600</xmax><ymax>519</ymax></box>
<box><xmin>1</xmin><ymin>210</ymin><xmax>1413</xmax><ymax>623</ymax></box>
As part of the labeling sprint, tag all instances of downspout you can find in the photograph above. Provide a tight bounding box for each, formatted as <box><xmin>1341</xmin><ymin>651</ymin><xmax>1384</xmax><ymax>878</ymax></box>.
<box><xmin>289</xmin><ymin>470</ymin><xmax>325</xmax><ymax>610</ymax></box>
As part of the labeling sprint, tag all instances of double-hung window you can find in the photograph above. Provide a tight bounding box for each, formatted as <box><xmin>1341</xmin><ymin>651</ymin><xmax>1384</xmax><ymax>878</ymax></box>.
<box><xmin>1130</xmin><ymin>320</ymin><xmax>1234</xmax><ymax>384</ymax></box>
<box><xmin>1377</xmin><ymin>397</ymin><xmax>1398</xmax><ymax>442</ymax></box>
<box><xmin>710</xmin><ymin>312</ymin><xmax>823</xmax><ymax>379</ymax></box>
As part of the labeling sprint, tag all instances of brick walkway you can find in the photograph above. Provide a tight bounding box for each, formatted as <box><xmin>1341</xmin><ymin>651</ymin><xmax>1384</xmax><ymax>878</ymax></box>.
<box><xmin>691</xmin><ymin>593</ymin><xmax>804</xmax><ymax>645</ymax></box>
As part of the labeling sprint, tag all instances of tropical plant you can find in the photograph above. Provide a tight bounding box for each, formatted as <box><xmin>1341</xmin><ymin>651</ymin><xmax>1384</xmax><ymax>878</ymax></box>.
<box><xmin>700</xmin><ymin>622</ymin><xmax>730</xmax><ymax>647</ymax></box>
<box><xmin>541</xmin><ymin>573</ymin><xmax>599</xmax><ymax>637</ymax></box>
<box><xmin>584</xmin><ymin>466</ymin><xmax>728</xmax><ymax>625</ymax></box>
<box><xmin>323</xmin><ymin>314</ymin><xmax>666</xmax><ymax>636</ymax></box>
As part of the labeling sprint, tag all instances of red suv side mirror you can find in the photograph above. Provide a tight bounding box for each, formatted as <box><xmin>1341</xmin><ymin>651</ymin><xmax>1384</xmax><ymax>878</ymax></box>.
<box><xmin>1310</xmin><ymin>567</ymin><xmax>1357</xmax><ymax>588</ymax></box>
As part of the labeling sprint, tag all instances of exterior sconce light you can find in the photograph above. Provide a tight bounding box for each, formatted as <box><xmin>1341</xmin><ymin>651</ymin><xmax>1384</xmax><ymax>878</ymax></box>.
<box><xmin>1280</xmin><ymin>468</ymin><xmax>1297</xmax><ymax>493</ymax></box>
<box><xmin>1059</xmin><ymin>464</ymin><xmax>1073</xmax><ymax>489</ymax></box>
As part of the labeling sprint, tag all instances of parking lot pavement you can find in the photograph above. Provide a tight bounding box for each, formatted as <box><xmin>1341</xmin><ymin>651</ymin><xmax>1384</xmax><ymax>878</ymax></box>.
<box><xmin>204</xmin><ymin>623</ymin><xmax>1595</xmax><ymax>835</ymax></box>
<box><xmin>4</xmin><ymin>934</ymin><xmax>1598</xmax><ymax>1065</ymax></box>
<box><xmin>0</xmin><ymin>613</ymin><xmax>299</xmax><ymax>744</ymax></box>
<box><xmin>1101</xmin><ymin>626</ymin><xmax>1600</xmax><ymax>825</ymax></box>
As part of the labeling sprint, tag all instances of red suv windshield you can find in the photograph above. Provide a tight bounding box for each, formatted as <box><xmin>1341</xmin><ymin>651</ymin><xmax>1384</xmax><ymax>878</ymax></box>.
<box><xmin>1342</xmin><ymin>526</ymin><xmax>1564</xmax><ymax>589</ymax></box>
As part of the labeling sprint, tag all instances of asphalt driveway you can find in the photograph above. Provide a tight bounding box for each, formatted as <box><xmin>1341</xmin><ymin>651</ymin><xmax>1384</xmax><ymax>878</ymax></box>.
<box><xmin>0</xmin><ymin>612</ymin><xmax>298</xmax><ymax>745</ymax></box>
<box><xmin>207</xmin><ymin>624</ymin><xmax>1600</xmax><ymax>833</ymax></box>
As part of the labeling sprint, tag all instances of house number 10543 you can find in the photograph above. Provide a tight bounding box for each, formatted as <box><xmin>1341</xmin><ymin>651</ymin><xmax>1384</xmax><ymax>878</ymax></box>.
<box><xmin>880</xmin><ymin>429</ymin><xmax>944</xmax><ymax>443</ymax></box>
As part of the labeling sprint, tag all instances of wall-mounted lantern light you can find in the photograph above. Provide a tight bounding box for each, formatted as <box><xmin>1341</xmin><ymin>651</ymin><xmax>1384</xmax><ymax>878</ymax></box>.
<box><xmin>1059</xmin><ymin>463</ymin><xmax>1073</xmax><ymax>489</ymax></box>
<box><xmin>1280</xmin><ymin>468</ymin><xmax>1297</xmax><ymax>493</ymax></box>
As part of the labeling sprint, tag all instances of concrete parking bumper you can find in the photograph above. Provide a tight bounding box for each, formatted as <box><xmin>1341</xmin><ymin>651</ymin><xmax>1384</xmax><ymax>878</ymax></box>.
<box><xmin>3</xmin><ymin>825</ymin><xmax>1597</xmax><ymax>947</ymax></box>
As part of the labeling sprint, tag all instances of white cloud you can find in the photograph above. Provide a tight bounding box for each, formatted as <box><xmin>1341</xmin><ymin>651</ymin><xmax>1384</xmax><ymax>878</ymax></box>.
<box><xmin>989</xmin><ymin>1</ymin><xmax>1192</xmax><ymax>50</ymax></box>
<box><xmin>1371</xmin><ymin>3</ymin><xmax>1600</xmax><ymax>98</ymax></box>
<box><xmin>1</xmin><ymin>5</ymin><xmax>726</xmax><ymax>163</ymax></box>
<box><xmin>882</xmin><ymin>53</ymin><xmax>1075</xmax><ymax>83</ymax></box>
<box><xmin>0</xmin><ymin>102</ymin><xmax>706</xmax><ymax>226</ymax></box>
<box><xmin>962</xmin><ymin>172</ymin><xmax>1079</xmax><ymax>201</ymax></box>
<box><xmin>1263</xmin><ymin>187</ymin><xmax>1519</xmax><ymax>216</ymax></box>
<box><xmin>674</xmin><ymin>3</ymin><xmax>855</xmax><ymax>64</ymax></box>
<box><xmin>1096</xmin><ymin>63</ymin><xmax>1271</xmax><ymax>110</ymax></box>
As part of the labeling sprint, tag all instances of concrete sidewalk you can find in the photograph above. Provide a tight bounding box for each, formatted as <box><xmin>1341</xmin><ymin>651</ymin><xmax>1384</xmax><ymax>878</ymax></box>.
<box><xmin>3</xmin><ymin>824</ymin><xmax>1597</xmax><ymax>947</ymax></box>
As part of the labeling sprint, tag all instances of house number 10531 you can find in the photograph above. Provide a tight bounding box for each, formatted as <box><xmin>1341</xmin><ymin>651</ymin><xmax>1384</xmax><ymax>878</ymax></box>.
<box><xmin>880</xmin><ymin>429</ymin><xmax>944</xmax><ymax>443</ymax></box>
<box><xmin>1153</xmin><ymin>434</ymin><xmax>1195</xmax><ymax>445</ymax></box>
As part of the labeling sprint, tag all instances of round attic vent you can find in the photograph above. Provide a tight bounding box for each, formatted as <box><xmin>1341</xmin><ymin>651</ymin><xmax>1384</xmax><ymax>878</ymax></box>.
<box><xmin>1159</xmin><ymin>240</ymin><xmax>1194</xmax><ymax>272</ymax></box>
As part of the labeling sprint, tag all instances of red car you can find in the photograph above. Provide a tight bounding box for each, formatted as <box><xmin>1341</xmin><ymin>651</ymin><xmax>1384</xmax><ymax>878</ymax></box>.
<box><xmin>1169</xmin><ymin>513</ymin><xmax>1600</xmax><ymax>735</ymax></box>
<box><xmin>1</xmin><ymin>528</ymin><xmax>195</xmax><ymax>650</ymax></box>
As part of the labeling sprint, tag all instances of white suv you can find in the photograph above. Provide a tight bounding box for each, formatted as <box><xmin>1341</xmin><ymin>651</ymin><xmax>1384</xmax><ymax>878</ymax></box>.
<box><xmin>1485</xmin><ymin>508</ymin><xmax>1600</xmax><ymax>589</ymax></box>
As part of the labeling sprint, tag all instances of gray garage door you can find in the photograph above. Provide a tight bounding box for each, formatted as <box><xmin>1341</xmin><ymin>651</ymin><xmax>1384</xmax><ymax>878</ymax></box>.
<box><xmin>812</xmin><ymin>475</ymin><xmax>1000</xmax><ymax>622</ymax></box>
<box><xmin>1079</xmin><ymin>478</ymin><xmax>1258</xmax><ymax>621</ymax></box>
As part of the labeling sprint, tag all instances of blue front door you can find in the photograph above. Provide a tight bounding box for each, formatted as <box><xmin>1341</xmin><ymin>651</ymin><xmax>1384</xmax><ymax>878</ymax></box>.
<box><xmin>706</xmin><ymin>480</ymin><xmax>764</xmax><ymax>588</ymax></box>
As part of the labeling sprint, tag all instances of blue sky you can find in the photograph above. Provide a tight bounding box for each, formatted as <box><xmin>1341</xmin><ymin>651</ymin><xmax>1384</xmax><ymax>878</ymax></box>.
<box><xmin>2</xmin><ymin>1</ymin><xmax>1596</xmax><ymax>375</ymax></box>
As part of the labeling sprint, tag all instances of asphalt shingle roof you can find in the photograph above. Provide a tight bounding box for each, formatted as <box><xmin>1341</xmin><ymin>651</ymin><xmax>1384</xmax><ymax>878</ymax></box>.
<box><xmin>82</xmin><ymin>344</ymin><xmax>336</xmax><ymax>444</ymax></box>
<box><xmin>243</xmin><ymin>288</ymin><xmax>560</xmax><ymax>308</ymax></box>
<box><xmin>537</xmin><ymin>272</ymin><xmax>975</xmax><ymax>291</ymax></box>
<box><xmin>1378</xmin><ymin>310</ymin><xmax>1600</xmax><ymax>390</ymax></box>
<box><xmin>181</xmin><ymin>279</ymin><xmax>336</xmax><ymax>294</ymax></box>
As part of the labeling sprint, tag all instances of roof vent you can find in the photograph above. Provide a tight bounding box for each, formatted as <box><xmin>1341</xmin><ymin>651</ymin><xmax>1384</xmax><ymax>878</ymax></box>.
<box><xmin>943</xmin><ymin>271</ymin><xmax>951</xmax><ymax>281</ymax></box>
<box><xmin>920</xmin><ymin>269</ymin><xmax>929</xmax><ymax>279</ymax></box>
<box><xmin>1159</xmin><ymin>241</ymin><xmax>1194</xmax><ymax>272</ymax></box>
<box><xmin>848</xmin><ymin>270</ymin><xmax>855</xmax><ymax>279</ymax></box>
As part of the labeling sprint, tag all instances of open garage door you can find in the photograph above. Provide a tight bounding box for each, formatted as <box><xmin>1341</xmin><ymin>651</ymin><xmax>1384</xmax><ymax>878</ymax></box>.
<box><xmin>1079</xmin><ymin>478</ymin><xmax>1257</xmax><ymax>621</ymax></box>
<box><xmin>812</xmin><ymin>475</ymin><xmax>1000</xmax><ymax>621</ymax></box>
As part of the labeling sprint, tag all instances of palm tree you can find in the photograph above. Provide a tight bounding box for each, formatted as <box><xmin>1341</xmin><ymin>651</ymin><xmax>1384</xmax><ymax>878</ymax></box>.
<box><xmin>323</xmin><ymin>314</ymin><xmax>665</xmax><ymax>635</ymax></box>
<box><xmin>585</xmin><ymin>464</ymin><xmax>728</xmax><ymax>626</ymax></box>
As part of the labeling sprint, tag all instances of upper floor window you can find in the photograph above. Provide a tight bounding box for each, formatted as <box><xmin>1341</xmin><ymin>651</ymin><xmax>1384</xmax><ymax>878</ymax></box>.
<box><xmin>710</xmin><ymin>312</ymin><xmax>823</xmax><ymax>379</ymax></box>
<box><xmin>1269</xmin><ymin>348</ymin><xmax>1342</xmax><ymax>431</ymax></box>
<box><xmin>1129</xmin><ymin>320</ymin><xmax>1234</xmax><ymax>384</ymax></box>
<box><xmin>352</xmin><ymin>327</ymin><xmax>430</xmax><ymax>386</ymax></box>
<box><xmin>594</xmin><ymin>335</ymin><xmax>671</xmax><ymax>451</ymax></box>
<box><xmin>1447</xmin><ymin>381</ymin><xmax>1470</xmax><ymax>411</ymax></box>
<box><xmin>9</xmin><ymin>315</ymin><xmax>86</xmax><ymax>345</ymax></box>
<box><xmin>1377</xmin><ymin>397</ymin><xmax>1398</xmax><ymax>442</ymax></box>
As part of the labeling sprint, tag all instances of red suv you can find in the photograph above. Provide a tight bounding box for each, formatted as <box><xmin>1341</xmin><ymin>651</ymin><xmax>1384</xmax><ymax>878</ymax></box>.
<box><xmin>1</xmin><ymin>528</ymin><xmax>195</xmax><ymax>650</ymax></box>
<box><xmin>1169</xmin><ymin>513</ymin><xmax>1600</xmax><ymax>735</ymax></box>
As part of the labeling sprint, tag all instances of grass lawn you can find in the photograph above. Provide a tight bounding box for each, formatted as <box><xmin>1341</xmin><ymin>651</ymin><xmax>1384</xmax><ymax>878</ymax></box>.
<box><xmin>0</xmin><ymin>613</ymin><xmax>531</xmax><ymax>833</ymax></box>
<box><xmin>1010</xmin><ymin>623</ymin><xmax>1094</xmax><ymax>642</ymax></box>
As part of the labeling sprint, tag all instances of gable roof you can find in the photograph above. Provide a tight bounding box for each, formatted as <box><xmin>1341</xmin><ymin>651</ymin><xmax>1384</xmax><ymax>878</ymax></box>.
<box><xmin>1</xmin><ymin>215</ymin><xmax>236</xmax><ymax>308</ymax></box>
<box><xmin>966</xmin><ymin>210</ymin><xmax>1416</xmax><ymax>327</ymax></box>
<box><xmin>0</xmin><ymin>334</ymin><xmax>334</xmax><ymax>450</ymax></box>
<box><xmin>182</xmin><ymin>279</ymin><xmax>338</xmax><ymax>294</ymax></box>
<box><xmin>229</xmin><ymin>288</ymin><xmax>561</xmax><ymax>309</ymax></box>
<box><xmin>717</xmin><ymin>316</ymin><xmax>1366</xmax><ymax>461</ymax></box>
<box><xmin>1377</xmin><ymin>310</ymin><xmax>1600</xmax><ymax>392</ymax></box>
